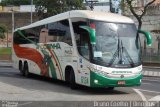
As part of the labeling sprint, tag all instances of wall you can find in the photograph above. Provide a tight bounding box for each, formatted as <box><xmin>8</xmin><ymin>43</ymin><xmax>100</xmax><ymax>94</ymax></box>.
<box><xmin>130</xmin><ymin>5</ymin><xmax>160</xmax><ymax>53</ymax></box>
<box><xmin>0</xmin><ymin>12</ymin><xmax>39</xmax><ymax>32</ymax></box>
<box><xmin>0</xmin><ymin>12</ymin><xmax>39</xmax><ymax>47</ymax></box>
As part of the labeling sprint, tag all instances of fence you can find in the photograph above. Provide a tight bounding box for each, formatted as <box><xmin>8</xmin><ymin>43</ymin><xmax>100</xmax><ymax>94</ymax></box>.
<box><xmin>142</xmin><ymin>47</ymin><xmax>160</xmax><ymax>66</ymax></box>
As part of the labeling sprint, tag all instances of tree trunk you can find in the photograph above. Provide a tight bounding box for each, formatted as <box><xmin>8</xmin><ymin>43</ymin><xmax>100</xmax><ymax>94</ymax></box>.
<box><xmin>138</xmin><ymin>19</ymin><xmax>142</xmax><ymax>30</ymax></box>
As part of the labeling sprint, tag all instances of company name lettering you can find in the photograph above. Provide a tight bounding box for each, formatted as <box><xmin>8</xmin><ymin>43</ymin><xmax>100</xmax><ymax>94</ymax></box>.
<box><xmin>112</xmin><ymin>71</ymin><xmax>132</xmax><ymax>74</ymax></box>
<box><xmin>36</xmin><ymin>43</ymin><xmax>61</xmax><ymax>50</ymax></box>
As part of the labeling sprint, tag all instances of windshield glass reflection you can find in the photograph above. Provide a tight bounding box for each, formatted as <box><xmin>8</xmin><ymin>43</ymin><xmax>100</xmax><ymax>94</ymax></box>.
<box><xmin>91</xmin><ymin>21</ymin><xmax>141</xmax><ymax>68</ymax></box>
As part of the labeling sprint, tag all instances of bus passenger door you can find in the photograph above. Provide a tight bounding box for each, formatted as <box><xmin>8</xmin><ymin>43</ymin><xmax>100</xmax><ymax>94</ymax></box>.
<box><xmin>76</xmin><ymin>31</ymin><xmax>91</xmax><ymax>86</ymax></box>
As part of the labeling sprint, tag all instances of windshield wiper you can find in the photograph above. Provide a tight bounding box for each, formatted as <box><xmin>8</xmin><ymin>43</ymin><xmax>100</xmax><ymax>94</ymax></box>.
<box><xmin>108</xmin><ymin>37</ymin><xmax>120</xmax><ymax>66</ymax></box>
<box><xmin>108</xmin><ymin>39</ymin><xmax>135</xmax><ymax>67</ymax></box>
<box><xmin>121</xmin><ymin>41</ymin><xmax>135</xmax><ymax>67</ymax></box>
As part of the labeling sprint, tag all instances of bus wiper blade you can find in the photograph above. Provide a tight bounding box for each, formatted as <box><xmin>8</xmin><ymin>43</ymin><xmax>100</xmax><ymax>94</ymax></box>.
<box><xmin>121</xmin><ymin>42</ymin><xmax>135</xmax><ymax>67</ymax></box>
<box><xmin>109</xmin><ymin>40</ymin><xmax>135</xmax><ymax>67</ymax></box>
<box><xmin>108</xmin><ymin>49</ymin><xmax>118</xmax><ymax>66</ymax></box>
<box><xmin>108</xmin><ymin>38</ymin><xmax>120</xmax><ymax>66</ymax></box>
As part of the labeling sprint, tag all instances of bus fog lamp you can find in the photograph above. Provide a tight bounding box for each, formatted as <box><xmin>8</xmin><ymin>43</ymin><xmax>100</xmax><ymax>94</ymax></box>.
<box><xmin>94</xmin><ymin>80</ymin><xmax>98</xmax><ymax>84</ymax></box>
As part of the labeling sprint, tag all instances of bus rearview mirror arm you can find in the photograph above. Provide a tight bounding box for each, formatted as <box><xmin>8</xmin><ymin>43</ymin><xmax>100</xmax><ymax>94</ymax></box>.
<box><xmin>138</xmin><ymin>30</ymin><xmax>152</xmax><ymax>46</ymax></box>
<box><xmin>79</xmin><ymin>26</ymin><xmax>96</xmax><ymax>45</ymax></box>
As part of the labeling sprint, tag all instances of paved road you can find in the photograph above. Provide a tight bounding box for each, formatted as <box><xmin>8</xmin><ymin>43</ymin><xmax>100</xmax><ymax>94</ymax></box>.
<box><xmin>0</xmin><ymin>67</ymin><xmax>159</xmax><ymax>106</ymax></box>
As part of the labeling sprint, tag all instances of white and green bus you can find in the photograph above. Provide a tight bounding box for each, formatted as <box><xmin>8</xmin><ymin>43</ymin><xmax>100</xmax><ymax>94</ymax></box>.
<box><xmin>12</xmin><ymin>10</ymin><xmax>152</xmax><ymax>89</ymax></box>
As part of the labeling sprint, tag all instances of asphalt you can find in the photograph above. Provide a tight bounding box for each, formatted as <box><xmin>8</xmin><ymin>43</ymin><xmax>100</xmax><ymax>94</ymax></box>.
<box><xmin>0</xmin><ymin>61</ymin><xmax>159</xmax><ymax>77</ymax></box>
<box><xmin>0</xmin><ymin>61</ymin><xmax>12</xmax><ymax>67</ymax></box>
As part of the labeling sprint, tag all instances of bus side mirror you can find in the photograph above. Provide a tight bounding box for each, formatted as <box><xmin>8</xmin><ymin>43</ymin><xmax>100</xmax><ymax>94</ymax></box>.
<box><xmin>79</xmin><ymin>25</ymin><xmax>96</xmax><ymax>45</ymax></box>
<box><xmin>138</xmin><ymin>30</ymin><xmax>152</xmax><ymax>46</ymax></box>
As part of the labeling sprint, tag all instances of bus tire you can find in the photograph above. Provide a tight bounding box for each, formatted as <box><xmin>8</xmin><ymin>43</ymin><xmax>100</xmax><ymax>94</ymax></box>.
<box><xmin>23</xmin><ymin>62</ymin><xmax>30</xmax><ymax>77</ymax></box>
<box><xmin>107</xmin><ymin>87</ymin><xmax>114</xmax><ymax>90</ymax></box>
<box><xmin>70</xmin><ymin>69</ymin><xmax>77</xmax><ymax>89</ymax></box>
<box><xmin>19</xmin><ymin>61</ymin><xmax>23</xmax><ymax>75</ymax></box>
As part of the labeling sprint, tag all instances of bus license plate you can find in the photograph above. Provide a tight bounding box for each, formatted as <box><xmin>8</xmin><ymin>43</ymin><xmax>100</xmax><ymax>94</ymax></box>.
<box><xmin>117</xmin><ymin>81</ymin><xmax>125</xmax><ymax>85</ymax></box>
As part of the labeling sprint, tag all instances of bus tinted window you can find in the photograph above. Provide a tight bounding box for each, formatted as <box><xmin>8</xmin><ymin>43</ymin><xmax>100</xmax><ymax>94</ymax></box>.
<box><xmin>14</xmin><ymin>31</ymin><xmax>24</xmax><ymax>44</ymax></box>
<box><xmin>13</xmin><ymin>30</ymin><xmax>34</xmax><ymax>44</ymax></box>
<box><xmin>14</xmin><ymin>26</ymin><xmax>43</xmax><ymax>44</ymax></box>
<box><xmin>47</xmin><ymin>20</ymin><xmax>72</xmax><ymax>45</ymax></box>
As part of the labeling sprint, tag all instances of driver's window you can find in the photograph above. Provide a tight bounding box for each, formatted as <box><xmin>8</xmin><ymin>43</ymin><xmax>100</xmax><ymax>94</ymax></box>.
<box><xmin>71</xmin><ymin>18</ymin><xmax>90</xmax><ymax>60</ymax></box>
<box><xmin>77</xmin><ymin>31</ymin><xmax>90</xmax><ymax>59</ymax></box>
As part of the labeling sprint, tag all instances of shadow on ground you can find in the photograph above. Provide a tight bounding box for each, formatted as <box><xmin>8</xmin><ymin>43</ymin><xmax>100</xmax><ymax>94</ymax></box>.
<box><xmin>0</xmin><ymin>67</ymin><xmax>129</xmax><ymax>96</ymax></box>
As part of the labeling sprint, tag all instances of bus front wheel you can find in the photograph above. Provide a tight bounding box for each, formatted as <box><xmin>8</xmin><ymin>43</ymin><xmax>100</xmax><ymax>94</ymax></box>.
<box><xmin>70</xmin><ymin>69</ymin><xmax>77</xmax><ymax>89</ymax></box>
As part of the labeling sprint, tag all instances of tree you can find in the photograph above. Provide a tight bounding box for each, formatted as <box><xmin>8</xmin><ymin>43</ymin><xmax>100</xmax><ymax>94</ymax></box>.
<box><xmin>35</xmin><ymin>0</ymin><xmax>85</xmax><ymax>19</ymax></box>
<box><xmin>0</xmin><ymin>0</ymin><xmax>85</xmax><ymax>19</ymax></box>
<box><xmin>121</xmin><ymin>0</ymin><xmax>156</xmax><ymax>56</ymax></box>
<box><xmin>0</xmin><ymin>0</ymin><xmax>30</xmax><ymax>6</ymax></box>
<box><xmin>0</xmin><ymin>25</ymin><xmax>7</xmax><ymax>39</ymax></box>
<box><xmin>121</xmin><ymin>0</ymin><xmax>156</xmax><ymax>30</ymax></box>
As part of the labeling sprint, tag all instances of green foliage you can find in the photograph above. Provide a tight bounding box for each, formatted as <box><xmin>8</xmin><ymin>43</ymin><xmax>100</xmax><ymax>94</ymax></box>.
<box><xmin>0</xmin><ymin>48</ymin><xmax>11</xmax><ymax>55</ymax></box>
<box><xmin>0</xmin><ymin>25</ymin><xmax>7</xmax><ymax>39</ymax></box>
<box><xmin>34</xmin><ymin>0</ymin><xmax>86</xmax><ymax>19</ymax></box>
<box><xmin>120</xmin><ymin>0</ymin><xmax>129</xmax><ymax>15</ymax></box>
<box><xmin>0</xmin><ymin>0</ymin><xmax>30</xmax><ymax>6</ymax></box>
<box><xmin>0</xmin><ymin>0</ymin><xmax>86</xmax><ymax>19</ymax></box>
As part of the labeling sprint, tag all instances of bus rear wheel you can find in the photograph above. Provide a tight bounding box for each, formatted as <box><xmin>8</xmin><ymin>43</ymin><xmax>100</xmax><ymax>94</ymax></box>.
<box><xmin>23</xmin><ymin>63</ymin><xmax>30</xmax><ymax>77</ymax></box>
<box><xmin>19</xmin><ymin>61</ymin><xmax>23</xmax><ymax>76</ymax></box>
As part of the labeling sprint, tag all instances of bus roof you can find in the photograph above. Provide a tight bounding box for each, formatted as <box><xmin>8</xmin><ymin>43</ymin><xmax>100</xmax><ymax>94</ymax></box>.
<box><xmin>15</xmin><ymin>10</ymin><xmax>134</xmax><ymax>31</ymax></box>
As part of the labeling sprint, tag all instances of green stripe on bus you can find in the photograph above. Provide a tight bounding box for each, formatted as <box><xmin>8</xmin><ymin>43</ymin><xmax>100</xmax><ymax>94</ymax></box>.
<box><xmin>90</xmin><ymin>71</ymin><xmax>142</xmax><ymax>87</ymax></box>
<box><xmin>51</xmin><ymin>49</ymin><xmax>64</xmax><ymax>80</ymax></box>
<box><xmin>41</xmin><ymin>50</ymin><xmax>57</xmax><ymax>79</ymax></box>
<box><xmin>49</xmin><ymin>59</ymin><xmax>57</xmax><ymax>79</ymax></box>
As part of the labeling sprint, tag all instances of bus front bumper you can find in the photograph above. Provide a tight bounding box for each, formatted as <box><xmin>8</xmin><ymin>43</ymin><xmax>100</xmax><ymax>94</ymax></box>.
<box><xmin>90</xmin><ymin>72</ymin><xmax>142</xmax><ymax>88</ymax></box>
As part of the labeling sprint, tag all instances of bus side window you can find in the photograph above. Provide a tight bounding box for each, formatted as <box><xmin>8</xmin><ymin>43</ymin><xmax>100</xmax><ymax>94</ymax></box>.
<box><xmin>45</xmin><ymin>20</ymin><xmax>72</xmax><ymax>45</ymax></box>
<box><xmin>47</xmin><ymin>22</ymin><xmax>58</xmax><ymax>42</ymax></box>
<box><xmin>56</xmin><ymin>20</ymin><xmax>72</xmax><ymax>46</ymax></box>
<box><xmin>39</xmin><ymin>28</ymin><xmax>49</xmax><ymax>43</ymax></box>
<box><xmin>13</xmin><ymin>31</ymin><xmax>22</xmax><ymax>44</ymax></box>
<box><xmin>78</xmin><ymin>31</ymin><xmax>90</xmax><ymax>60</ymax></box>
<box><xmin>25</xmin><ymin>28</ymin><xmax>39</xmax><ymax>44</ymax></box>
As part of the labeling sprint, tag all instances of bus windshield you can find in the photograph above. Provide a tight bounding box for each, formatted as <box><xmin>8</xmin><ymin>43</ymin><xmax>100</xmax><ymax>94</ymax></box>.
<box><xmin>91</xmin><ymin>21</ymin><xmax>141</xmax><ymax>68</ymax></box>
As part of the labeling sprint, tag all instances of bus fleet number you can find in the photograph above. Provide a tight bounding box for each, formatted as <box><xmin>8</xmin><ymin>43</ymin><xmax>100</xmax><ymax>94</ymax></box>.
<box><xmin>81</xmin><ymin>76</ymin><xmax>88</xmax><ymax>85</ymax></box>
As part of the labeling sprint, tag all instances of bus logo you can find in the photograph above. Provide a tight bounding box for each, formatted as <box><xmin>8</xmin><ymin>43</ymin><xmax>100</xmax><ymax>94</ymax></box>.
<box><xmin>120</xmin><ymin>75</ymin><xmax>124</xmax><ymax>78</ymax></box>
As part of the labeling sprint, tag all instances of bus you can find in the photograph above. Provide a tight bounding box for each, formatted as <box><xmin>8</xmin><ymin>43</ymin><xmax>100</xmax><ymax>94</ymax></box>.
<box><xmin>12</xmin><ymin>10</ymin><xmax>152</xmax><ymax>89</ymax></box>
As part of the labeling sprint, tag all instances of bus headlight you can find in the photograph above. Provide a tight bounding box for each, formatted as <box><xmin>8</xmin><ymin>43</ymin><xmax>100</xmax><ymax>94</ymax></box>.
<box><xmin>89</xmin><ymin>67</ymin><xmax>110</xmax><ymax>77</ymax></box>
<box><xmin>94</xmin><ymin>70</ymin><xmax>109</xmax><ymax>77</ymax></box>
